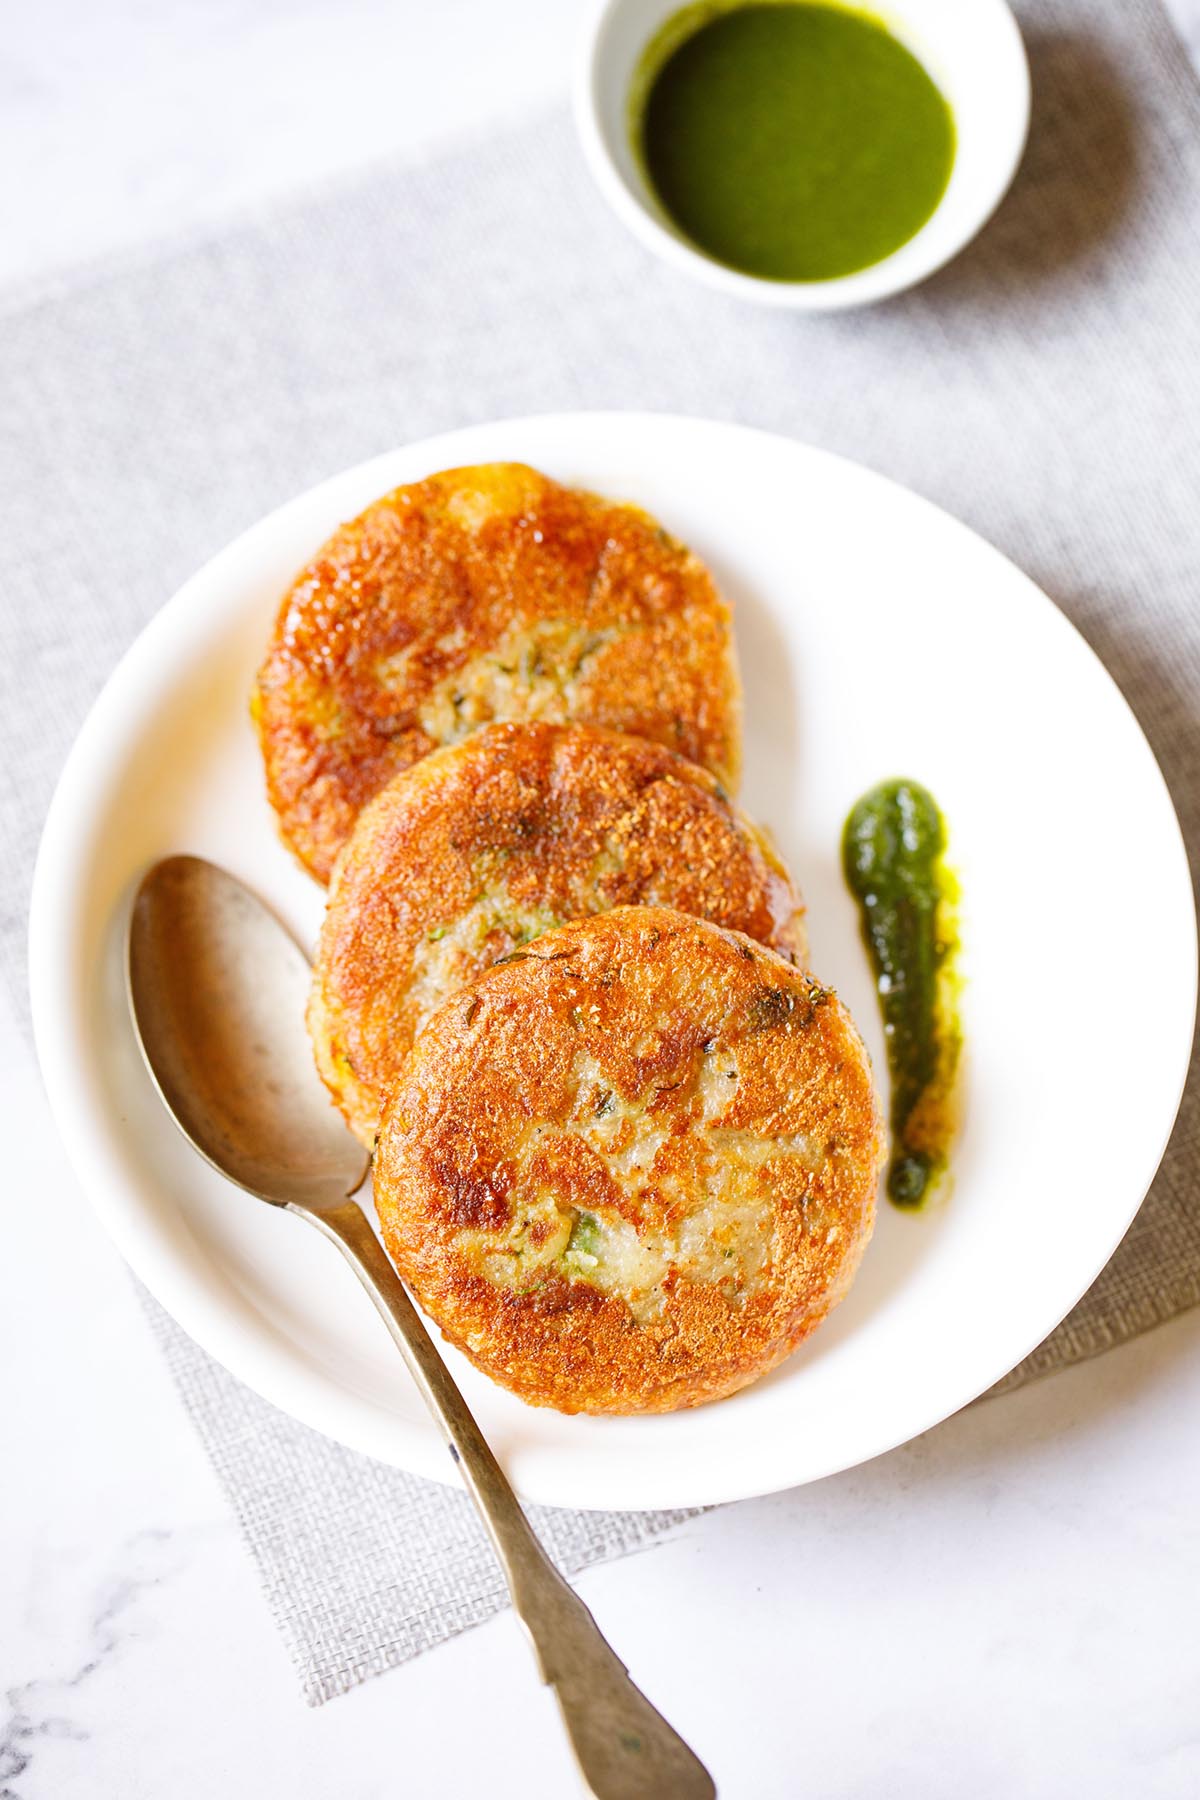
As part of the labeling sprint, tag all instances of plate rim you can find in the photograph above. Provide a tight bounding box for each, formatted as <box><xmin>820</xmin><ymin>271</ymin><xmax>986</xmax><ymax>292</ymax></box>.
<box><xmin>29</xmin><ymin>409</ymin><xmax>1199</xmax><ymax>1509</ymax></box>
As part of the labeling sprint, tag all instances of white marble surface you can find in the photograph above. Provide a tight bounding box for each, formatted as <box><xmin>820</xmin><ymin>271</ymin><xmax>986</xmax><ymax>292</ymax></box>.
<box><xmin>6</xmin><ymin>3</ymin><xmax>1200</xmax><ymax>1797</ymax></box>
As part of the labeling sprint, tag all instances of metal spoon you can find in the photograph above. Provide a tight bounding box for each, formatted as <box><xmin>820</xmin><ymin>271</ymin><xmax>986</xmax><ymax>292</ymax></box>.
<box><xmin>126</xmin><ymin>855</ymin><xmax>715</xmax><ymax>1800</ymax></box>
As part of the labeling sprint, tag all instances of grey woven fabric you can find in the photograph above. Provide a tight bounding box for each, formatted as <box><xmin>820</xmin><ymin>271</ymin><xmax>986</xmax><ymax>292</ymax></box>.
<box><xmin>139</xmin><ymin>1289</ymin><xmax>698</xmax><ymax>1703</ymax></box>
<box><xmin>5</xmin><ymin>0</ymin><xmax>1199</xmax><ymax>1705</ymax></box>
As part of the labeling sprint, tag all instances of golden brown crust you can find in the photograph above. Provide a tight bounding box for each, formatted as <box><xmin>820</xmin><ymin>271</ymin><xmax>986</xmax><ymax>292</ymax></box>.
<box><xmin>310</xmin><ymin>722</ymin><xmax>805</xmax><ymax>1146</ymax></box>
<box><xmin>253</xmin><ymin>463</ymin><xmax>742</xmax><ymax>881</ymax></box>
<box><xmin>373</xmin><ymin>907</ymin><xmax>884</xmax><ymax>1415</ymax></box>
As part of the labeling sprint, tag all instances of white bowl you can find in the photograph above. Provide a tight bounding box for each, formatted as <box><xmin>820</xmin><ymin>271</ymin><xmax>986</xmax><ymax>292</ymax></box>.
<box><xmin>574</xmin><ymin>0</ymin><xmax>1031</xmax><ymax>310</ymax></box>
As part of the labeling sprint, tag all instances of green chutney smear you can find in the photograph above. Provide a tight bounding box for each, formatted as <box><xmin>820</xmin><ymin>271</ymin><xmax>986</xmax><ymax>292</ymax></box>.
<box><xmin>842</xmin><ymin>778</ymin><xmax>961</xmax><ymax>1208</ymax></box>
<box><xmin>635</xmin><ymin>1</ymin><xmax>955</xmax><ymax>282</ymax></box>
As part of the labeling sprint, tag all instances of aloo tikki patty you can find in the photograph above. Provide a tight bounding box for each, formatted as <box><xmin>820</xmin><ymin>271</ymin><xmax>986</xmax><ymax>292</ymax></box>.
<box><xmin>373</xmin><ymin>907</ymin><xmax>884</xmax><ymax>1415</ymax></box>
<box><xmin>253</xmin><ymin>463</ymin><xmax>742</xmax><ymax>880</ymax></box>
<box><xmin>309</xmin><ymin>722</ymin><xmax>805</xmax><ymax>1146</ymax></box>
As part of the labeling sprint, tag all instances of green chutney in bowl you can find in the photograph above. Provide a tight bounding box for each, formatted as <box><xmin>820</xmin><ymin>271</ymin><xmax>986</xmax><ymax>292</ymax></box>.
<box><xmin>633</xmin><ymin>1</ymin><xmax>956</xmax><ymax>282</ymax></box>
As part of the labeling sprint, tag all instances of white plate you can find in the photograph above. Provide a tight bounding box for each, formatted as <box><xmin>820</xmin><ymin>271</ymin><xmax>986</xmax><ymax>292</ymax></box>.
<box><xmin>30</xmin><ymin>414</ymin><xmax>1196</xmax><ymax>1511</ymax></box>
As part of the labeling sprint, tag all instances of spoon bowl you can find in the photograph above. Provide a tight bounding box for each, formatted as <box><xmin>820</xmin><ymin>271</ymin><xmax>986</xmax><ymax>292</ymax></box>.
<box><xmin>127</xmin><ymin>856</ymin><xmax>369</xmax><ymax>1209</ymax></box>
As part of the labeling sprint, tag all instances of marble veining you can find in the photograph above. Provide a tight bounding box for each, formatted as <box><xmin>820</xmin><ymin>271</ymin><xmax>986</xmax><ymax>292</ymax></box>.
<box><xmin>0</xmin><ymin>1530</ymin><xmax>203</xmax><ymax>1800</ymax></box>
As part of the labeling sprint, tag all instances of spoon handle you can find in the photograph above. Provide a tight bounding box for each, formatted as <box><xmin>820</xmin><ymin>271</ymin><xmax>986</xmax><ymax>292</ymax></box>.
<box><xmin>296</xmin><ymin>1199</ymin><xmax>715</xmax><ymax>1800</ymax></box>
